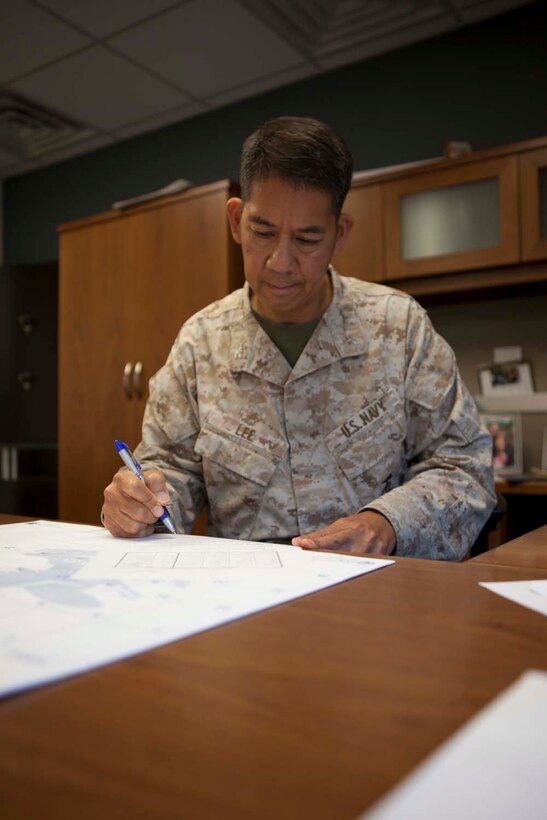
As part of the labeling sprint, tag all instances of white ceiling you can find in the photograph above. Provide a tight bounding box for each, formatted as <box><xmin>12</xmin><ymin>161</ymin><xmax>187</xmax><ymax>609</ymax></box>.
<box><xmin>0</xmin><ymin>0</ymin><xmax>534</xmax><ymax>179</ymax></box>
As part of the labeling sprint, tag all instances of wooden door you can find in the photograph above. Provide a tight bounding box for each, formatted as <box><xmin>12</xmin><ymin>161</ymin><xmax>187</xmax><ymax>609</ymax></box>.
<box><xmin>384</xmin><ymin>156</ymin><xmax>519</xmax><ymax>280</ymax></box>
<box><xmin>59</xmin><ymin>182</ymin><xmax>244</xmax><ymax>526</ymax></box>
<box><xmin>520</xmin><ymin>147</ymin><xmax>547</xmax><ymax>262</ymax></box>
<box><xmin>59</xmin><ymin>219</ymin><xmax>134</xmax><ymax>524</ymax></box>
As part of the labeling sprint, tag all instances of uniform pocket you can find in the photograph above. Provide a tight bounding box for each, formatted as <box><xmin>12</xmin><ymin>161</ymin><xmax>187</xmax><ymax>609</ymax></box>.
<box><xmin>326</xmin><ymin>398</ymin><xmax>406</xmax><ymax>484</ymax></box>
<box><xmin>195</xmin><ymin>427</ymin><xmax>281</xmax><ymax>487</ymax></box>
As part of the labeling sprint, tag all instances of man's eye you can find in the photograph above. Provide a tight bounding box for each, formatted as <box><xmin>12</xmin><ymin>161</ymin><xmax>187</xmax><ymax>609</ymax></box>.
<box><xmin>252</xmin><ymin>230</ymin><xmax>274</xmax><ymax>238</ymax></box>
<box><xmin>297</xmin><ymin>237</ymin><xmax>320</xmax><ymax>245</ymax></box>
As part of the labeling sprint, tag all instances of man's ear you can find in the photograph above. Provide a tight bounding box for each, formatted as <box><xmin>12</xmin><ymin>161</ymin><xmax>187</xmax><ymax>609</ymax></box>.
<box><xmin>226</xmin><ymin>197</ymin><xmax>244</xmax><ymax>244</ymax></box>
<box><xmin>333</xmin><ymin>212</ymin><xmax>353</xmax><ymax>256</ymax></box>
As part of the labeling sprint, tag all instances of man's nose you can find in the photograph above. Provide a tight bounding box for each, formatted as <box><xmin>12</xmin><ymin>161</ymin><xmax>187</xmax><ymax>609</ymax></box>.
<box><xmin>267</xmin><ymin>237</ymin><xmax>294</xmax><ymax>272</ymax></box>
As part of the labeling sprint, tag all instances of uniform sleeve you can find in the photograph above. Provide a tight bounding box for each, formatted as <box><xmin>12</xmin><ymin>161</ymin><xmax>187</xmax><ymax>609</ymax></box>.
<box><xmin>365</xmin><ymin>301</ymin><xmax>496</xmax><ymax>561</ymax></box>
<box><xmin>132</xmin><ymin>335</ymin><xmax>206</xmax><ymax>534</ymax></box>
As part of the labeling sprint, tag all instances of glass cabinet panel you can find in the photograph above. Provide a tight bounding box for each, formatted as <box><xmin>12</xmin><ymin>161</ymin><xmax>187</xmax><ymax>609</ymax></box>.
<box><xmin>384</xmin><ymin>155</ymin><xmax>519</xmax><ymax>279</ymax></box>
<box><xmin>400</xmin><ymin>178</ymin><xmax>500</xmax><ymax>260</ymax></box>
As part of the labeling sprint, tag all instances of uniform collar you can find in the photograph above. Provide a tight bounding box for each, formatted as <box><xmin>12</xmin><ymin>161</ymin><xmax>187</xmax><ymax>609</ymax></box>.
<box><xmin>229</xmin><ymin>268</ymin><xmax>368</xmax><ymax>385</ymax></box>
<box><xmin>229</xmin><ymin>286</ymin><xmax>291</xmax><ymax>386</ymax></box>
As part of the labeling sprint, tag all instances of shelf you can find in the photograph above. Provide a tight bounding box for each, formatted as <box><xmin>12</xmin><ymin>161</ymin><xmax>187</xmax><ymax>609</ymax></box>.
<box><xmin>495</xmin><ymin>479</ymin><xmax>547</xmax><ymax>495</ymax></box>
<box><xmin>474</xmin><ymin>392</ymin><xmax>547</xmax><ymax>413</ymax></box>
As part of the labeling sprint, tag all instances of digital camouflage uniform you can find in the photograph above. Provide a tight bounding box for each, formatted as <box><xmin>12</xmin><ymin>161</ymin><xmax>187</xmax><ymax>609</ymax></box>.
<box><xmin>135</xmin><ymin>270</ymin><xmax>495</xmax><ymax>560</ymax></box>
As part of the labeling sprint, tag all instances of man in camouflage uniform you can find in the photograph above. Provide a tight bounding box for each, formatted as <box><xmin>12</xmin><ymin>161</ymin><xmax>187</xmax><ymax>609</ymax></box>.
<box><xmin>102</xmin><ymin>117</ymin><xmax>495</xmax><ymax>560</ymax></box>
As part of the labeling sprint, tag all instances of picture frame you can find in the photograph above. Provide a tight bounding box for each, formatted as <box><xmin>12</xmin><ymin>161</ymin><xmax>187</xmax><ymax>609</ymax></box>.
<box><xmin>478</xmin><ymin>360</ymin><xmax>534</xmax><ymax>396</ymax></box>
<box><xmin>480</xmin><ymin>413</ymin><xmax>523</xmax><ymax>476</ymax></box>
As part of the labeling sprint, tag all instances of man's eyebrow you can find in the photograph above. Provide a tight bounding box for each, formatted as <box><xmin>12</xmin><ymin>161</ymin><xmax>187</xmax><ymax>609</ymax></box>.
<box><xmin>249</xmin><ymin>214</ymin><xmax>324</xmax><ymax>234</ymax></box>
<box><xmin>249</xmin><ymin>215</ymin><xmax>275</xmax><ymax>227</ymax></box>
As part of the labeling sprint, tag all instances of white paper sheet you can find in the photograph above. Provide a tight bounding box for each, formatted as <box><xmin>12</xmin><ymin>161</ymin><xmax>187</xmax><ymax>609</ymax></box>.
<box><xmin>76</xmin><ymin>532</ymin><xmax>292</xmax><ymax>579</ymax></box>
<box><xmin>74</xmin><ymin>532</ymin><xmax>377</xmax><ymax>580</ymax></box>
<box><xmin>480</xmin><ymin>579</ymin><xmax>547</xmax><ymax>617</ymax></box>
<box><xmin>0</xmin><ymin>520</ymin><xmax>393</xmax><ymax>698</ymax></box>
<box><xmin>358</xmin><ymin>669</ymin><xmax>547</xmax><ymax>820</ymax></box>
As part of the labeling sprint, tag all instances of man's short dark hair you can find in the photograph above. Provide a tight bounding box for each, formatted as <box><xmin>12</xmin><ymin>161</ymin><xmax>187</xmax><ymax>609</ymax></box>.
<box><xmin>240</xmin><ymin>116</ymin><xmax>354</xmax><ymax>215</ymax></box>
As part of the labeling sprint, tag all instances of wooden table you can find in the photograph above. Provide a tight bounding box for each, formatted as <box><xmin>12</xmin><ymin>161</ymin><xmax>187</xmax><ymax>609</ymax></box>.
<box><xmin>473</xmin><ymin>524</ymin><xmax>547</xmax><ymax>570</ymax></box>
<box><xmin>1</xmin><ymin>516</ymin><xmax>546</xmax><ymax>820</ymax></box>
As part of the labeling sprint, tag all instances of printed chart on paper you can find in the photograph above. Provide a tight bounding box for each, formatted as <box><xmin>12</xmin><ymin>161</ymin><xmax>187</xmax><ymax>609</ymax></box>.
<box><xmin>0</xmin><ymin>520</ymin><xmax>394</xmax><ymax>698</ymax></box>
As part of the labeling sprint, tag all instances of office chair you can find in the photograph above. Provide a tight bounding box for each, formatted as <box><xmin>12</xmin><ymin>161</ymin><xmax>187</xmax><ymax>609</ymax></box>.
<box><xmin>469</xmin><ymin>492</ymin><xmax>507</xmax><ymax>558</ymax></box>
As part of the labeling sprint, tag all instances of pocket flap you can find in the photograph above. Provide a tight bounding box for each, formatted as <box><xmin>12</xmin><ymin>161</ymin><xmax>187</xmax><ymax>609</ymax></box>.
<box><xmin>326</xmin><ymin>395</ymin><xmax>405</xmax><ymax>481</ymax></box>
<box><xmin>195</xmin><ymin>428</ymin><xmax>280</xmax><ymax>487</ymax></box>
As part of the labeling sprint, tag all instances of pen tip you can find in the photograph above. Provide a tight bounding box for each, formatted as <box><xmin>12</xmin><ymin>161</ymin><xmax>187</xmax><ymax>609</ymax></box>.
<box><xmin>165</xmin><ymin>519</ymin><xmax>177</xmax><ymax>535</ymax></box>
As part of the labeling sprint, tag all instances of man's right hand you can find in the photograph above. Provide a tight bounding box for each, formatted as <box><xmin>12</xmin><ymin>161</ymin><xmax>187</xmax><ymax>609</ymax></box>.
<box><xmin>102</xmin><ymin>469</ymin><xmax>171</xmax><ymax>538</ymax></box>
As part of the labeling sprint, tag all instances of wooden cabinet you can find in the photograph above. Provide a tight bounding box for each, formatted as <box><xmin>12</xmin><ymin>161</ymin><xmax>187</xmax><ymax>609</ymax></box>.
<box><xmin>339</xmin><ymin>136</ymin><xmax>547</xmax><ymax>296</ymax></box>
<box><xmin>58</xmin><ymin>180</ymin><xmax>243</xmax><ymax>525</ymax></box>
<box><xmin>384</xmin><ymin>156</ymin><xmax>519</xmax><ymax>280</ymax></box>
<box><xmin>520</xmin><ymin>146</ymin><xmax>547</xmax><ymax>262</ymax></box>
<box><xmin>333</xmin><ymin>183</ymin><xmax>384</xmax><ymax>282</ymax></box>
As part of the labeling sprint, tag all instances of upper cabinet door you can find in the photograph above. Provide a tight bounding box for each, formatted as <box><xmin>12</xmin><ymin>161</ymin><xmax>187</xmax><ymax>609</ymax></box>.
<box><xmin>520</xmin><ymin>147</ymin><xmax>547</xmax><ymax>262</ymax></box>
<box><xmin>333</xmin><ymin>184</ymin><xmax>384</xmax><ymax>282</ymax></box>
<box><xmin>384</xmin><ymin>156</ymin><xmax>519</xmax><ymax>280</ymax></box>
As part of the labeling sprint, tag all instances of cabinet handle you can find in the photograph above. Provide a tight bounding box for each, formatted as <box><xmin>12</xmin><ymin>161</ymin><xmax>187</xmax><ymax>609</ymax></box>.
<box><xmin>17</xmin><ymin>313</ymin><xmax>34</xmax><ymax>334</ymax></box>
<box><xmin>123</xmin><ymin>362</ymin><xmax>133</xmax><ymax>399</ymax></box>
<box><xmin>133</xmin><ymin>361</ymin><xmax>144</xmax><ymax>399</ymax></box>
<box><xmin>17</xmin><ymin>370</ymin><xmax>35</xmax><ymax>391</ymax></box>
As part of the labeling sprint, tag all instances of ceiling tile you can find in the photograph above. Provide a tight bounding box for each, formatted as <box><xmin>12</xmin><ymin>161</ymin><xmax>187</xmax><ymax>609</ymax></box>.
<box><xmin>34</xmin><ymin>134</ymin><xmax>115</xmax><ymax>168</ymax></box>
<box><xmin>206</xmin><ymin>63</ymin><xmax>316</xmax><ymax>109</ymax></box>
<box><xmin>0</xmin><ymin>0</ymin><xmax>90</xmax><ymax>84</ymax></box>
<box><xmin>109</xmin><ymin>0</ymin><xmax>303</xmax><ymax>98</ymax></box>
<box><xmin>37</xmin><ymin>0</ymin><xmax>180</xmax><ymax>39</ymax></box>
<box><xmin>0</xmin><ymin>0</ymin><xmax>532</xmax><ymax>172</ymax></box>
<box><xmin>112</xmin><ymin>101</ymin><xmax>208</xmax><ymax>140</ymax></box>
<box><xmin>9</xmin><ymin>46</ymin><xmax>190</xmax><ymax>131</ymax></box>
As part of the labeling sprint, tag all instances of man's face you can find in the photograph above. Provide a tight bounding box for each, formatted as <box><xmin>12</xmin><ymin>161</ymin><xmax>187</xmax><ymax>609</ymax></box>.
<box><xmin>227</xmin><ymin>177</ymin><xmax>352</xmax><ymax>323</ymax></box>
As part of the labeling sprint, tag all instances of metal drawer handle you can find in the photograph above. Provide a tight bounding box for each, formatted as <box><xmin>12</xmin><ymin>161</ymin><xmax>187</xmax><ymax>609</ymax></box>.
<box><xmin>133</xmin><ymin>361</ymin><xmax>144</xmax><ymax>399</ymax></box>
<box><xmin>123</xmin><ymin>362</ymin><xmax>133</xmax><ymax>399</ymax></box>
<box><xmin>17</xmin><ymin>370</ymin><xmax>35</xmax><ymax>391</ymax></box>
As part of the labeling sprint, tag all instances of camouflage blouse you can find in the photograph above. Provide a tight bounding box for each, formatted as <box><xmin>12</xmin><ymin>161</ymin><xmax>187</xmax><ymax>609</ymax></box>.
<box><xmin>134</xmin><ymin>270</ymin><xmax>495</xmax><ymax>560</ymax></box>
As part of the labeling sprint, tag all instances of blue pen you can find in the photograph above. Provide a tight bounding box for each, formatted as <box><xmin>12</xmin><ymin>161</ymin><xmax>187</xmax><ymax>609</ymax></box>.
<box><xmin>114</xmin><ymin>440</ymin><xmax>176</xmax><ymax>534</ymax></box>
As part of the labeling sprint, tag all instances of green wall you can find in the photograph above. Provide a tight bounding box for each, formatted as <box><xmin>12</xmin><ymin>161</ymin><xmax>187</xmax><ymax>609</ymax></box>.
<box><xmin>3</xmin><ymin>0</ymin><xmax>547</xmax><ymax>264</ymax></box>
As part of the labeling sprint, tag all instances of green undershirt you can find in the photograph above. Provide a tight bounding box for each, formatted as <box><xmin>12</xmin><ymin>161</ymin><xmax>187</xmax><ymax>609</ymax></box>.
<box><xmin>252</xmin><ymin>311</ymin><xmax>320</xmax><ymax>368</ymax></box>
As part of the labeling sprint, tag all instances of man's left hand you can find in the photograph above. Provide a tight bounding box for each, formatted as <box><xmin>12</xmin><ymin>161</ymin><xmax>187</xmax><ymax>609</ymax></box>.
<box><xmin>292</xmin><ymin>511</ymin><xmax>396</xmax><ymax>555</ymax></box>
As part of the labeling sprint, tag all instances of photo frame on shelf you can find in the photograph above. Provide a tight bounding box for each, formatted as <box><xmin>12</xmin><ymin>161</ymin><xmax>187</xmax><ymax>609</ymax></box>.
<box><xmin>478</xmin><ymin>361</ymin><xmax>534</xmax><ymax>396</ymax></box>
<box><xmin>480</xmin><ymin>413</ymin><xmax>523</xmax><ymax>476</ymax></box>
